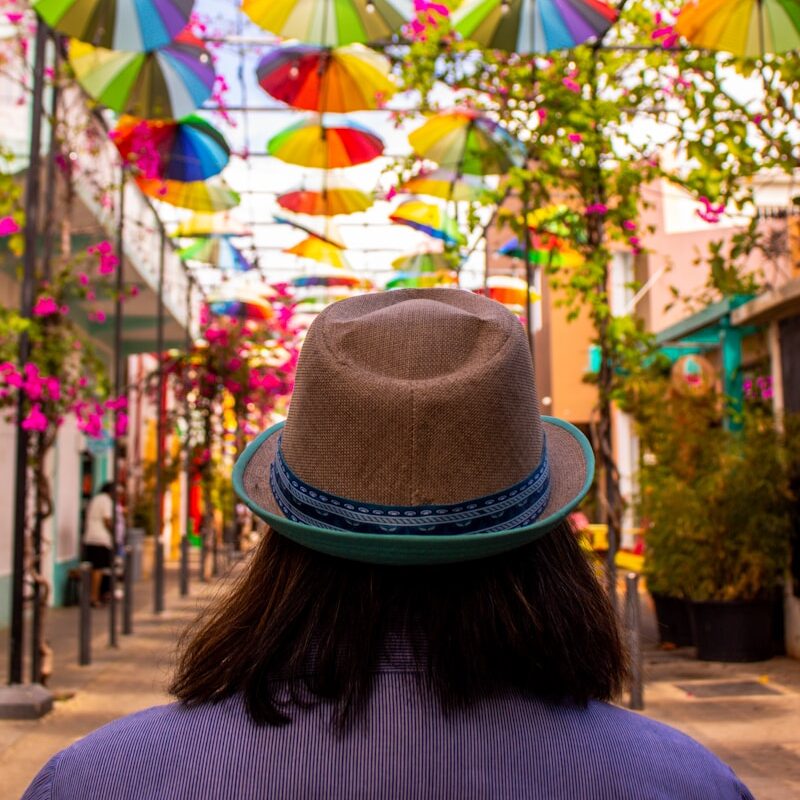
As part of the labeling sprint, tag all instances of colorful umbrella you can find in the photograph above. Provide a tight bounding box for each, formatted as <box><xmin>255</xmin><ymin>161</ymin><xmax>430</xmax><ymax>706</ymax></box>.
<box><xmin>391</xmin><ymin>250</ymin><xmax>454</xmax><ymax>272</ymax></box>
<box><xmin>207</xmin><ymin>298</ymin><xmax>274</xmax><ymax>321</ymax></box>
<box><xmin>256</xmin><ymin>43</ymin><xmax>395</xmax><ymax>112</ymax></box>
<box><xmin>675</xmin><ymin>0</ymin><xmax>800</xmax><ymax>57</ymax></box>
<box><xmin>292</xmin><ymin>273</ymin><xmax>363</xmax><ymax>288</ymax></box>
<box><xmin>268</xmin><ymin>115</ymin><xmax>384</xmax><ymax>169</ymax></box>
<box><xmin>68</xmin><ymin>29</ymin><xmax>215</xmax><ymax>118</ymax></box>
<box><xmin>285</xmin><ymin>236</ymin><xmax>351</xmax><ymax>269</ymax></box>
<box><xmin>498</xmin><ymin>235</ymin><xmax>584</xmax><ymax>268</ymax></box>
<box><xmin>452</xmin><ymin>0</ymin><xmax>618</xmax><ymax>54</ymax></box>
<box><xmin>274</xmin><ymin>213</ymin><xmax>346</xmax><ymax>248</ymax></box>
<box><xmin>242</xmin><ymin>0</ymin><xmax>414</xmax><ymax>46</ymax></box>
<box><xmin>408</xmin><ymin>109</ymin><xmax>525</xmax><ymax>176</ymax></box>
<box><xmin>111</xmin><ymin>115</ymin><xmax>229</xmax><ymax>182</ymax></box>
<box><xmin>278</xmin><ymin>186</ymin><xmax>373</xmax><ymax>216</ymax></box>
<box><xmin>483</xmin><ymin>275</ymin><xmax>541</xmax><ymax>308</ymax></box>
<box><xmin>171</xmin><ymin>213</ymin><xmax>252</xmax><ymax>238</ymax></box>
<box><xmin>390</xmin><ymin>201</ymin><xmax>466</xmax><ymax>246</ymax></box>
<box><xmin>136</xmin><ymin>177</ymin><xmax>240</xmax><ymax>212</ymax></box>
<box><xmin>398</xmin><ymin>168</ymin><xmax>489</xmax><ymax>202</ymax></box>
<box><xmin>34</xmin><ymin>0</ymin><xmax>193</xmax><ymax>52</ymax></box>
<box><xmin>179</xmin><ymin>238</ymin><xmax>253</xmax><ymax>272</ymax></box>
<box><xmin>385</xmin><ymin>270</ymin><xmax>458</xmax><ymax>289</ymax></box>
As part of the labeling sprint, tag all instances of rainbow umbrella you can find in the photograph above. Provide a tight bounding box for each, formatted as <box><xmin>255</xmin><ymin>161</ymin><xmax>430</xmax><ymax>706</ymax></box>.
<box><xmin>675</xmin><ymin>0</ymin><xmax>800</xmax><ymax>56</ymax></box>
<box><xmin>452</xmin><ymin>0</ymin><xmax>618</xmax><ymax>54</ymax></box>
<box><xmin>278</xmin><ymin>186</ymin><xmax>373</xmax><ymax>216</ymax></box>
<box><xmin>136</xmin><ymin>177</ymin><xmax>240</xmax><ymax>211</ymax></box>
<box><xmin>391</xmin><ymin>251</ymin><xmax>454</xmax><ymax>272</ymax></box>
<box><xmin>292</xmin><ymin>272</ymin><xmax>363</xmax><ymax>289</ymax></box>
<box><xmin>171</xmin><ymin>213</ymin><xmax>252</xmax><ymax>238</ymax></box>
<box><xmin>274</xmin><ymin>213</ymin><xmax>346</xmax><ymax>248</ymax></box>
<box><xmin>179</xmin><ymin>238</ymin><xmax>253</xmax><ymax>272</ymax></box>
<box><xmin>111</xmin><ymin>115</ymin><xmax>229</xmax><ymax>181</ymax></box>
<box><xmin>268</xmin><ymin>115</ymin><xmax>384</xmax><ymax>169</ymax></box>
<box><xmin>389</xmin><ymin>201</ymin><xmax>466</xmax><ymax>246</ymax></box>
<box><xmin>285</xmin><ymin>236</ymin><xmax>351</xmax><ymax>269</ymax></box>
<box><xmin>398</xmin><ymin>168</ymin><xmax>488</xmax><ymax>202</ymax></box>
<box><xmin>256</xmin><ymin>43</ymin><xmax>395</xmax><ymax>112</ymax></box>
<box><xmin>34</xmin><ymin>0</ymin><xmax>193</xmax><ymax>52</ymax></box>
<box><xmin>207</xmin><ymin>297</ymin><xmax>274</xmax><ymax>321</ymax></box>
<box><xmin>68</xmin><ymin>29</ymin><xmax>215</xmax><ymax>118</ymax></box>
<box><xmin>385</xmin><ymin>270</ymin><xmax>458</xmax><ymax>289</ymax></box>
<box><xmin>498</xmin><ymin>235</ymin><xmax>584</xmax><ymax>267</ymax></box>
<box><xmin>242</xmin><ymin>0</ymin><xmax>414</xmax><ymax>46</ymax></box>
<box><xmin>408</xmin><ymin>109</ymin><xmax>525</xmax><ymax>176</ymax></box>
<box><xmin>483</xmin><ymin>275</ymin><xmax>541</xmax><ymax>308</ymax></box>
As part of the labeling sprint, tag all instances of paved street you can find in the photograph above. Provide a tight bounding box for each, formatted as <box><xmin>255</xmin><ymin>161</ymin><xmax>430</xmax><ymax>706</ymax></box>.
<box><xmin>1</xmin><ymin>567</ymin><xmax>799</xmax><ymax>799</ymax></box>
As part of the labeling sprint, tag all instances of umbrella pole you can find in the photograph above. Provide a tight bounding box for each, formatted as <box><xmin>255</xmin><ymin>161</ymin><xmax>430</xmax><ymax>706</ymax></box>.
<box><xmin>521</xmin><ymin>194</ymin><xmax>534</xmax><ymax>353</ymax></box>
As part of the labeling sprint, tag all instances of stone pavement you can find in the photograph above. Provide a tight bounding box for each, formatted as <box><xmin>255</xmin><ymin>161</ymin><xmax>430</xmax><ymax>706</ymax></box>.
<box><xmin>1</xmin><ymin>566</ymin><xmax>800</xmax><ymax>799</ymax></box>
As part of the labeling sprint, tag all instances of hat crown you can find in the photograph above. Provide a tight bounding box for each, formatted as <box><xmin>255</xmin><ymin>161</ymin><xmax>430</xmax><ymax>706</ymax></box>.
<box><xmin>281</xmin><ymin>289</ymin><xmax>543</xmax><ymax>507</ymax></box>
<box><xmin>331</xmin><ymin>297</ymin><xmax>508</xmax><ymax>381</ymax></box>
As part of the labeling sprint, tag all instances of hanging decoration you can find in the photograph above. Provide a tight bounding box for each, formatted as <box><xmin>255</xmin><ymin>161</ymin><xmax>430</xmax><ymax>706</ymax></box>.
<box><xmin>34</xmin><ymin>0</ymin><xmax>194</xmax><ymax>52</ymax></box>
<box><xmin>452</xmin><ymin>0</ymin><xmax>619</xmax><ymax>54</ymax></box>
<box><xmin>68</xmin><ymin>28</ymin><xmax>215</xmax><ymax>118</ymax></box>
<box><xmin>256</xmin><ymin>43</ymin><xmax>395</xmax><ymax>112</ymax></box>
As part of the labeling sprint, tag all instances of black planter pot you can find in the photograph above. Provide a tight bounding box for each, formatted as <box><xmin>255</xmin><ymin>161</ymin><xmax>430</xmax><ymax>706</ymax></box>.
<box><xmin>651</xmin><ymin>592</ymin><xmax>694</xmax><ymax>647</ymax></box>
<box><xmin>691</xmin><ymin>598</ymin><xmax>774</xmax><ymax>662</ymax></box>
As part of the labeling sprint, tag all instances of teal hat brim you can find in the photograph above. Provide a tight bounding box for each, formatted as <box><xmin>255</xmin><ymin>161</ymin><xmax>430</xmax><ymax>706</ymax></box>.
<box><xmin>233</xmin><ymin>416</ymin><xmax>595</xmax><ymax>566</ymax></box>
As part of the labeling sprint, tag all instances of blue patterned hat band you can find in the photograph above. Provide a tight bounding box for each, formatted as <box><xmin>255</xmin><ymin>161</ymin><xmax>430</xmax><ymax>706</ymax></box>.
<box><xmin>270</xmin><ymin>436</ymin><xmax>551</xmax><ymax>536</ymax></box>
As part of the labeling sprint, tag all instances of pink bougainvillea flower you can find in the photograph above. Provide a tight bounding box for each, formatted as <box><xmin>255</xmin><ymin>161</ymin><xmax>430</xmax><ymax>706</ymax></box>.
<box><xmin>33</xmin><ymin>296</ymin><xmax>59</xmax><ymax>316</ymax></box>
<box><xmin>0</xmin><ymin>216</ymin><xmax>20</xmax><ymax>236</ymax></box>
<box><xmin>536</xmin><ymin>108</ymin><xmax>548</xmax><ymax>123</ymax></box>
<box><xmin>622</xmin><ymin>220</ymin><xmax>637</xmax><ymax>231</ymax></box>
<box><xmin>22</xmin><ymin>403</ymin><xmax>48</xmax><ymax>432</ymax></box>
<box><xmin>78</xmin><ymin>272</ymin><xmax>90</xmax><ymax>286</ymax></box>
<box><xmin>585</xmin><ymin>203</ymin><xmax>608</xmax><ymax>215</ymax></box>
<box><xmin>567</xmin><ymin>133</ymin><xmax>582</xmax><ymax>143</ymax></box>
<box><xmin>129</xmin><ymin>285</ymin><xmax>140</xmax><ymax>297</ymax></box>
<box><xmin>562</xmin><ymin>78</ymin><xmax>581</xmax><ymax>94</ymax></box>
<box><xmin>44</xmin><ymin>376</ymin><xmax>61</xmax><ymax>401</ymax></box>
<box><xmin>115</xmin><ymin>412</ymin><xmax>129</xmax><ymax>437</ymax></box>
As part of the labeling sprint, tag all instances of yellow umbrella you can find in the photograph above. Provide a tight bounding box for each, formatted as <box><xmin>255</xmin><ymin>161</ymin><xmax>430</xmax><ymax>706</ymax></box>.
<box><xmin>171</xmin><ymin>213</ymin><xmax>252</xmax><ymax>238</ymax></box>
<box><xmin>285</xmin><ymin>235</ymin><xmax>351</xmax><ymax>269</ymax></box>
<box><xmin>136</xmin><ymin>177</ymin><xmax>240</xmax><ymax>212</ymax></box>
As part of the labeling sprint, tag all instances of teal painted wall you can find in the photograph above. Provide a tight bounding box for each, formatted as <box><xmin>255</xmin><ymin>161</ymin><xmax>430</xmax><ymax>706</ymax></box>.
<box><xmin>0</xmin><ymin>573</ymin><xmax>10</xmax><ymax>629</ymax></box>
<box><xmin>53</xmin><ymin>558</ymin><xmax>80</xmax><ymax>607</ymax></box>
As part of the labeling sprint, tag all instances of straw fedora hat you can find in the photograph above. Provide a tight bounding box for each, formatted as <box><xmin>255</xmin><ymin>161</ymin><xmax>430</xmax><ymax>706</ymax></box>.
<box><xmin>234</xmin><ymin>289</ymin><xmax>594</xmax><ymax>565</ymax></box>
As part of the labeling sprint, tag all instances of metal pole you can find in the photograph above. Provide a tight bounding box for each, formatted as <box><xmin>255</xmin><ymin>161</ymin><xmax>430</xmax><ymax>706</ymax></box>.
<box><xmin>154</xmin><ymin>232</ymin><xmax>166</xmax><ymax>613</ymax></box>
<box><xmin>122</xmin><ymin>543</ymin><xmax>133</xmax><ymax>635</ymax></box>
<box><xmin>182</xmin><ymin>279</ymin><xmax>193</xmax><ymax>597</ymax></box>
<box><xmin>111</xmin><ymin>173</ymin><xmax>125</xmax><ymax>644</ymax></box>
<box><xmin>8</xmin><ymin>21</ymin><xmax>48</xmax><ymax>686</ymax></box>
<box><xmin>41</xmin><ymin>39</ymin><xmax>59</xmax><ymax>281</ymax></box>
<box><xmin>78</xmin><ymin>562</ymin><xmax>92</xmax><ymax>666</ymax></box>
<box><xmin>180</xmin><ymin>534</ymin><xmax>189</xmax><ymax>597</ymax></box>
<box><xmin>625</xmin><ymin>572</ymin><xmax>644</xmax><ymax>710</ymax></box>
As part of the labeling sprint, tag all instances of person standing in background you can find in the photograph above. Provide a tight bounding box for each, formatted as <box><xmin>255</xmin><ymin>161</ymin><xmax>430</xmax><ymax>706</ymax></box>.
<box><xmin>82</xmin><ymin>482</ymin><xmax>114</xmax><ymax>606</ymax></box>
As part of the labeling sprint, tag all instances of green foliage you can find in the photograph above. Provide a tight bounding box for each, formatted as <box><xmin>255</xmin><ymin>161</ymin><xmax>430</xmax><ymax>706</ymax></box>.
<box><xmin>638</xmin><ymin>387</ymin><xmax>793</xmax><ymax>601</ymax></box>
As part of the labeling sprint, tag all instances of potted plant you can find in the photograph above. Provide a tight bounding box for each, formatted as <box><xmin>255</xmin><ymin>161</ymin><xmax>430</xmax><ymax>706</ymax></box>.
<box><xmin>639</xmin><ymin>382</ymin><xmax>793</xmax><ymax>661</ymax></box>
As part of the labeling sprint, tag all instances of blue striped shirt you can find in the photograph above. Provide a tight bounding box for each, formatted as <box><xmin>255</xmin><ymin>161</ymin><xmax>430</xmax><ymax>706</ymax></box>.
<box><xmin>23</xmin><ymin>653</ymin><xmax>752</xmax><ymax>799</ymax></box>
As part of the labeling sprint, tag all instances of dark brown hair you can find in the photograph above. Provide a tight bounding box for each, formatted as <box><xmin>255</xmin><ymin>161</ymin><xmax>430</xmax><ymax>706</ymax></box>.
<box><xmin>171</xmin><ymin>521</ymin><xmax>627</xmax><ymax>726</ymax></box>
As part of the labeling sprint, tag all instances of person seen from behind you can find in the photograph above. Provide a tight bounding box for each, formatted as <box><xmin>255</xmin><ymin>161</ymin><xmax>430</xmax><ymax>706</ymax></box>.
<box><xmin>81</xmin><ymin>481</ymin><xmax>115</xmax><ymax>607</ymax></box>
<box><xmin>23</xmin><ymin>290</ymin><xmax>752</xmax><ymax>799</ymax></box>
